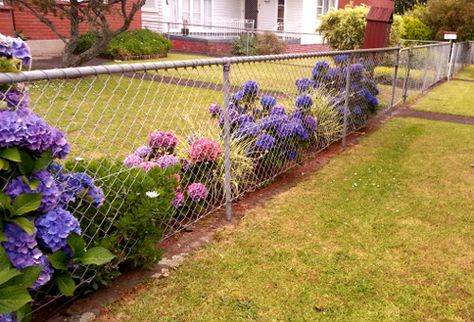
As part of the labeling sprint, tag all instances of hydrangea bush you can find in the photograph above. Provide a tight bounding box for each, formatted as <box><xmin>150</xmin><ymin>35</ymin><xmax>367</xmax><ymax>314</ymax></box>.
<box><xmin>0</xmin><ymin>34</ymin><xmax>113</xmax><ymax>321</ymax></box>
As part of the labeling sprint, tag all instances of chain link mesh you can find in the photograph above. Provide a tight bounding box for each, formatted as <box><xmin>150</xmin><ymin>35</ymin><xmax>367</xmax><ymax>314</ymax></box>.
<box><xmin>0</xmin><ymin>45</ymin><xmax>459</xmax><ymax>314</ymax></box>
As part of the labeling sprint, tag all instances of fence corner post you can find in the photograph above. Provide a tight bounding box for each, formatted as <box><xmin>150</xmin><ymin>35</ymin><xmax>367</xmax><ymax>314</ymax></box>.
<box><xmin>342</xmin><ymin>55</ymin><xmax>352</xmax><ymax>148</ymax></box>
<box><xmin>402</xmin><ymin>46</ymin><xmax>413</xmax><ymax>103</ymax></box>
<box><xmin>390</xmin><ymin>47</ymin><xmax>401</xmax><ymax>109</ymax></box>
<box><xmin>222</xmin><ymin>61</ymin><xmax>233</xmax><ymax>221</ymax></box>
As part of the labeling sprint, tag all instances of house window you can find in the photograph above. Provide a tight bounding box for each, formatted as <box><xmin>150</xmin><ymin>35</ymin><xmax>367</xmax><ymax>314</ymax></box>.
<box><xmin>203</xmin><ymin>0</ymin><xmax>212</xmax><ymax>25</ymax></box>
<box><xmin>317</xmin><ymin>0</ymin><xmax>337</xmax><ymax>18</ymax></box>
<box><xmin>277</xmin><ymin>0</ymin><xmax>285</xmax><ymax>31</ymax></box>
<box><xmin>179</xmin><ymin>0</ymin><xmax>211</xmax><ymax>24</ymax></box>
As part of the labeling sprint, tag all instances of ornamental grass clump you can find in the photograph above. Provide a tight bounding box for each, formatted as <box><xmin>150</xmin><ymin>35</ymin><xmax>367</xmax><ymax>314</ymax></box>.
<box><xmin>0</xmin><ymin>34</ymin><xmax>114</xmax><ymax>321</ymax></box>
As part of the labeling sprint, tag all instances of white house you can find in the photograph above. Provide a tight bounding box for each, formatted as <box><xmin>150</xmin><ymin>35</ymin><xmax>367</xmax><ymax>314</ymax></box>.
<box><xmin>141</xmin><ymin>0</ymin><xmax>339</xmax><ymax>36</ymax></box>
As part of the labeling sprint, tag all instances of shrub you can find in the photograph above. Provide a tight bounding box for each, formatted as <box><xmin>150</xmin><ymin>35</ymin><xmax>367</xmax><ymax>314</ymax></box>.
<box><xmin>232</xmin><ymin>33</ymin><xmax>258</xmax><ymax>56</ymax></box>
<box><xmin>318</xmin><ymin>5</ymin><xmax>403</xmax><ymax>49</ymax></box>
<box><xmin>256</xmin><ymin>32</ymin><xmax>287</xmax><ymax>55</ymax></box>
<box><xmin>76</xmin><ymin>29</ymin><xmax>172</xmax><ymax>59</ymax></box>
<box><xmin>401</xmin><ymin>17</ymin><xmax>432</xmax><ymax>40</ymax></box>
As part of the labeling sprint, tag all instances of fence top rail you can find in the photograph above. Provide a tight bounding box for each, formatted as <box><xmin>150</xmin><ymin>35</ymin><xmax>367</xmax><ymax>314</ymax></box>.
<box><xmin>0</xmin><ymin>47</ymin><xmax>399</xmax><ymax>85</ymax></box>
<box><xmin>411</xmin><ymin>42</ymin><xmax>452</xmax><ymax>49</ymax></box>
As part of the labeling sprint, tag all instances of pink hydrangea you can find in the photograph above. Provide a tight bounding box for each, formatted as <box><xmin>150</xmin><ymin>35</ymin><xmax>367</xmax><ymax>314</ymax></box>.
<box><xmin>188</xmin><ymin>138</ymin><xmax>222</xmax><ymax>163</ymax></box>
<box><xmin>173</xmin><ymin>192</ymin><xmax>185</xmax><ymax>208</ymax></box>
<box><xmin>148</xmin><ymin>131</ymin><xmax>178</xmax><ymax>151</ymax></box>
<box><xmin>139</xmin><ymin>161</ymin><xmax>160</xmax><ymax>171</ymax></box>
<box><xmin>187</xmin><ymin>183</ymin><xmax>208</xmax><ymax>201</ymax></box>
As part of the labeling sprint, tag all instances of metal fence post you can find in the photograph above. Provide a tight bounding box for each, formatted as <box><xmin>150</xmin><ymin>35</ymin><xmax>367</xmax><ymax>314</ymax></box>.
<box><xmin>342</xmin><ymin>55</ymin><xmax>352</xmax><ymax>148</ymax></box>
<box><xmin>402</xmin><ymin>46</ymin><xmax>413</xmax><ymax>103</ymax></box>
<box><xmin>222</xmin><ymin>61</ymin><xmax>233</xmax><ymax>221</ymax></box>
<box><xmin>390</xmin><ymin>47</ymin><xmax>401</xmax><ymax>109</ymax></box>
<box><xmin>448</xmin><ymin>42</ymin><xmax>456</xmax><ymax>80</ymax></box>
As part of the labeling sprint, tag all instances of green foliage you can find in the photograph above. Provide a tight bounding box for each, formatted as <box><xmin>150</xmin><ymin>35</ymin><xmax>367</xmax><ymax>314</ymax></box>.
<box><xmin>65</xmin><ymin>159</ymin><xmax>178</xmax><ymax>289</ymax></box>
<box><xmin>401</xmin><ymin>17</ymin><xmax>432</xmax><ymax>40</ymax></box>
<box><xmin>255</xmin><ymin>32</ymin><xmax>287</xmax><ymax>55</ymax></box>
<box><xmin>232</xmin><ymin>33</ymin><xmax>258</xmax><ymax>56</ymax></box>
<box><xmin>424</xmin><ymin>0</ymin><xmax>474</xmax><ymax>40</ymax></box>
<box><xmin>76</xmin><ymin>29</ymin><xmax>173</xmax><ymax>59</ymax></box>
<box><xmin>395</xmin><ymin>0</ymin><xmax>427</xmax><ymax>14</ymax></box>
<box><xmin>390</xmin><ymin>15</ymin><xmax>404</xmax><ymax>46</ymax></box>
<box><xmin>317</xmin><ymin>5</ymin><xmax>369</xmax><ymax>50</ymax></box>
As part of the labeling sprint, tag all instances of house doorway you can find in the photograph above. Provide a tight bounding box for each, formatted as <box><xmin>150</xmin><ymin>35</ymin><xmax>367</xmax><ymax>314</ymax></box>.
<box><xmin>245</xmin><ymin>0</ymin><xmax>258</xmax><ymax>28</ymax></box>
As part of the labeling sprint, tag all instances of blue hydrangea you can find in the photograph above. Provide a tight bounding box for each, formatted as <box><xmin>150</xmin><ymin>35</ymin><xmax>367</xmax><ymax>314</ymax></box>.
<box><xmin>218</xmin><ymin>109</ymin><xmax>240</xmax><ymax>128</ymax></box>
<box><xmin>260</xmin><ymin>95</ymin><xmax>277</xmax><ymax>109</ymax></box>
<box><xmin>291</xmin><ymin>109</ymin><xmax>304</xmax><ymax>119</ymax></box>
<box><xmin>295</xmin><ymin>94</ymin><xmax>313</xmax><ymax>109</ymax></box>
<box><xmin>235</xmin><ymin>114</ymin><xmax>254</xmax><ymax>125</ymax></box>
<box><xmin>312</xmin><ymin>61</ymin><xmax>330</xmax><ymax>79</ymax></box>
<box><xmin>360</xmin><ymin>89</ymin><xmax>378</xmax><ymax>106</ymax></box>
<box><xmin>242</xmin><ymin>80</ymin><xmax>259</xmax><ymax>97</ymax></box>
<box><xmin>333</xmin><ymin>54</ymin><xmax>350</xmax><ymax>64</ymax></box>
<box><xmin>269</xmin><ymin>105</ymin><xmax>286</xmax><ymax>116</ymax></box>
<box><xmin>276</xmin><ymin>121</ymin><xmax>295</xmax><ymax>139</ymax></box>
<box><xmin>35</xmin><ymin>208</ymin><xmax>81</xmax><ymax>252</ymax></box>
<box><xmin>295</xmin><ymin>78</ymin><xmax>317</xmax><ymax>92</ymax></box>
<box><xmin>347</xmin><ymin>64</ymin><xmax>364</xmax><ymax>81</ymax></box>
<box><xmin>233</xmin><ymin>122</ymin><xmax>261</xmax><ymax>139</ymax></box>
<box><xmin>0</xmin><ymin>313</ymin><xmax>16</xmax><ymax>322</ymax></box>
<box><xmin>324</xmin><ymin>67</ymin><xmax>342</xmax><ymax>82</ymax></box>
<box><xmin>303</xmin><ymin>115</ymin><xmax>318</xmax><ymax>132</ymax></box>
<box><xmin>260</xmin><ymin>115</ymin><xmax>288</xmax><ymax>130</ymax></box>
<box><xmin>293</xmin><ymin>122</ymin><xmax>309</xmax><ymax>140</ymax></box>
<box><xmin>58</xmin><ymin>172</ymin><xmax>104</xmax><ymax>207</ymax></box>
<box><xmin>255</xmin><ymin>134</ymin><xmax>276</xmax><ymax>151</ymax></box>
<box><xmin>2</xmin><ymin>223</ymin><xmax>53</xmax><ymax>290</ymax></box>
<box><xmin>5</xmin><ymin>170</ymin><xmax>60</xmax><ymax>213</ymax></box>
<box><xmin>364</xmin><ymin>60</ymin><xmax>376</xmax><ymax>72</ymax></box>
<box><xmin>233</xmin><ymin>90</ymin><xmax>245</xmax><ymax>102</ymax></box>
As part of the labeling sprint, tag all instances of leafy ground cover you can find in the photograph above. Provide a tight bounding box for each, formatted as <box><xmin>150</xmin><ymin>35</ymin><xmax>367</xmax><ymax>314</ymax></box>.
<box><xmin>97</xmin><ymin>114</ymin><xmax>474</xmax><ymax>321</ymax></box>
<box><xmin>412</xmin><ymin>79</ymin><xmax>474</xmax><ymax>117</ymax></box>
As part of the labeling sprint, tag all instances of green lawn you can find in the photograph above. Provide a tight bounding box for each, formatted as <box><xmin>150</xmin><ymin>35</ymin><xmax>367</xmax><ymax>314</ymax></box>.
<box><xmin>412</xmin><ymin>80</ymin><xmax>474</xmax><ymax>117</ymax></box>
<box><xmin>98</xmin><ymin>116</ymin><xmax>474</xmax><ymax>321</ymax></box>
<box><xmin>455</xmin><ymin>65</ymin><xmax>474</xmax><ymax>80</ymax></box>
<box><xmin>113</xmin><ymin>52</ymin><xmax>213</xmax><ymax>64</ymax></box>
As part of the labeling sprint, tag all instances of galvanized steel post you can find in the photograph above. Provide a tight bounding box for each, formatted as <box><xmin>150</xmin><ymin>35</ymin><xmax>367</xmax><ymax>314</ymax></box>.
<box><xmin>342</xmin><ymin>55</ymin><xmax>352</xmax><ymax>148</ymax></box>
<box><xmin>222</xmin><ymin>61</ymin><xmax>233</xmax><ymax>221</ymax></box>
<box><xmin>390</xmin><ymin>47</ymin><xmax>401</xmax><ymax>109</ymax></box>
<box><xmin>402</xmin><ymin>47</ymin><xmax>413</xmax><ymax>103</ymax></box>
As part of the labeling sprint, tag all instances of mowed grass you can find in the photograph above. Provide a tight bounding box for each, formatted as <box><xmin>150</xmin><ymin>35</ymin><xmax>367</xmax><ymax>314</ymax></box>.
<box><xmin>412</xmin><ymin>80</ymin><xmax>474</xmax><ymax>117</ymax></box>
<box><xmin>455</xmin><ymin>64</ymin><xmax>474</xmax><ymax>80</ymax></box>
<box><xmin>99</xmin><ymin>117</ymin><xmax>474</xmax><ymax>321</ymax></box>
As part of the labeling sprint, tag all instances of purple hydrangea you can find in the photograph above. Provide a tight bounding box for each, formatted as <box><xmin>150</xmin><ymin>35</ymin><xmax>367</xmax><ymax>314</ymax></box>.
<box><xmin>35</xmin><ymin>208</ymin><xmax>81</xmax><ymax>252</ymax></box>
<box><xmin>124</xmin><ymin>153</ymin><xmax>144</xmax><ymax>167</ymax></box>
<box><xmin>353</xmin><ymin>105</ymin><xmax>363</xmax><ymax>115</ymax></box>
<box><xmin>360</xmin><ymin>89</ymin><xmax>378</xmax><ymax>106</ymax></box>
<box><xmin>233</xmin><ymin>90</ymin><xmax>245</xmax><ymax>102</ymax></box>
<box><xmin>0</xmin><ymin>109</ymin><xmax>70</xmax><ymax>158</ymax></box>
<box><xmin>346</xmin><ymin>63</ymin><xmax>364</xmax><ymax>81</ymax></box>
<box><xmin>58</xmin><ymin>172</ymin><xmax>104</xmax><ymax>207</ymax></box>
<box><xmin>0</xmin><ymin>35</ymin><xmax>32</xmax><ymax>65</ymax></box>
<box><xmin>325</xmin><ymin>67</ymin><xmax>342</xmax><ymax>82</ymax></box>
<box><xmin>260</xmin><ymin>95</ymin><xmax>277</xmax><ymax>109</ymax></box>
<box><xmin>173</xmin><ymin>192</ymin><xmax>185</xmax><ymax>208</ymax></box>
<box><xmin>0</xmin><ymin>89</ymin><xmax>30</xmax><ymax>110</ymax></box>
<box><xmin>287</xmin><ymin>149</ymin><xmax>298</xmax><ymax>160</ymax></box>
<box><xmin>302</xmin><ymin>115</ymin><xmax>318</xmax><ymax>132</ymax></box>
<box><xmin>255</xmin><ymin>133</ymin><xmax>276</xmax><ymax>151</ymax></box>
<box><xmin>291</xmin><ymin>109</ymin><xmax>304</xmax><ymax>119</ymax></box>
<box><xmin>134</xmin><ymin>145</ymin><xmax>152</xmax><ymax>158</ymax></box>
<box><xmin>333</xmin><ymin>54</ymin><xmax>350</xmax><ymax>64</ymax></box>
<box><xmin>148</xmin><ymin>131</ymin><xmax>178</xmax><ymax>151</ymax></box>
<box><xmin>312</xmin><ymin>61</ymin><xmax>330</xmax><ymax>79</ymax></box>
<box><xmin>293</xmin><ymin>122</ymin><xmax>309</xmax><ymax>140</ymax></box>
<box><xmin>0</xmin><ymin>313</ymin><xmax>16</xmax><ymax>322</ymax></box>
<box><xmin>155</xmin><ymin>154</ymin><xmax>180</xmax><ymax>169</ymax></box>
<box><xmin>2</xmin><ymin>223</ymin><xmax>53</xmax><ymax>290</ymax></box>
<box><xmin>260</xmin><ymin>115</ymin><xmax>288</xmax><ymax>130</ymax></box>
<box><xmin>5</xmin><ymin>170</ymin><xmax>60</xmax><ymax>213</ymax></box>
<box><xmin>235</xmin><ymin>114</ymin><xmax>254</xmax><ymax>125</ymax></box>
<box><xmin>336</xmin><ymin>105</ymin><xmax>346</xmax><ymax>114</ymax></box>
<box><xmin>295</xmin><ymin>94</ymin><xmax>313</xmax><ymax>109</ymax></box>
<box><xmin>209</xmin><ymin>103</ymin><xmax>222</xmax><ymax>117</ymax></box>
<box><xmin>276</xmin><ymin>121</ymin><xmax>295</xmax><ymax>139</ymax></box>
<box><xmin>242</xmin><ymin>80</ymin><xmax>259</xmax><ymax>97</ymax></box>
<box><xmin>187</xmin><ymin>183</ymin><xmax>208</xmax><ymax>201</ymax></box>
<box><xmin>233</xmin><ymin>122</ymin><xmax>261</xmax><ymax>139</ymax></box>
<box><xmin>269</xmin><ymin>105</ymin><xmax>286</xmax><ymax>116</ymax></box>
<box><xmin>295</xmin><ymin>78</ymin><xmax>317</xmax><ymax>92</ymax></box>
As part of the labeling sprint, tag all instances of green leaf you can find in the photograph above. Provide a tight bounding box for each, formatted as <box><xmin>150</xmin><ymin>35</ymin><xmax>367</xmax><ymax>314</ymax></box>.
<box><xmin>15</xmin><ymin>304</ymin><xmax>32</xmax><ymax>322</ymax></box>
<box><xmin>22</xmin><ymin>177</ymin><xmax>40</xmax><ymax>191</ymax></box>
<box><xmin>78</xmin><ymin>247</ymin><xmax>115</xmax><ymax>266</ymax></box>
<box><xmin>0</xmin><ymin>159</ymin><xmax>10</xmax><ymax>171</ymax></box>
<box><xmin>12</xmin><ymin>193</ymin><xmax>42</xmax><ymax>216</ymax></box>
<box><xmin>18</xmin><ymin>150</ymin><xmax>34</xmax><ymax>177</ymax></box>
<box><xmin>0</xmin><ymin>231</ymin><xmax>5</xmax><ymax>243</ymax></box>
<box><xmin>10</xmin><ymin>218</ymin><xmax>35</xmax><ymax>236</ymax></box>
<box><xmin>0</xmin><ymin>267</ymin><xmax>21</xmax><ymax>286</ymax></box>
<box><xmin>48</xmin><ymin>251</ymin><xmax>69</xmax><ymax>270</ymax></box>
<box><xmin>0</xmin><ymin>286</ymin><xmax>32</xmax><ymax>314</ymax></box>
<box><xmin>67</xmin><ymin>233</ymin><xmax>85</xmax><ymax>259</ymax></box>
<box><xmin>55</xmin><ymin>272</ymin><xmax>76</xmax><ymax>296</ymax></box>
<box><xmin>0</xmin><ymin>148</ymin><xmax>21</xmax><ymax>162</ymax></box>
<box><xmin>0</xmin><ymin>248</ymin><xmax>11</xmax><ymax>270</ymax></box>
<box><xmin>0</xmin><ymin>192</ymin><xmax>12</xmax><ymax>214</ymax></box>
<box><xmin>7</xmin><ymin>266</ymin><xmax>41</xmax><ymax>289</ymax></box>
<box><xmin>32</xmin><ymin>152</ymin><xmax>53</xmax><ymax>173</ymax></box>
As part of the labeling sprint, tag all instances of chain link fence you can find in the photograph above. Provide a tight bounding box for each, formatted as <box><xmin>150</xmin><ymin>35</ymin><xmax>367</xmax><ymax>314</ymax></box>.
<box><xmin>450</xmin><ymin>41</ymin><xmax>474</xmax><ymax>80</ymax></box>
<box><xmin>0</xmin><ymin>43</ymin><xmax>461</xmax><ymax>316</ymax></box>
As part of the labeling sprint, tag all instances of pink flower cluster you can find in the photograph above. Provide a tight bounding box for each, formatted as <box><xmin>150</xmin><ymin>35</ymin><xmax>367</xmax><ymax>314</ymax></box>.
<box><xmin>188</xmin><ymin>138</ymin><xmax>222</xmax><ymax>163</ymax></box>
<box><xmin>148</xmin><ymin>131</ymin><xmax>178</xmax><ymax>151</ymax></box>
<box><xmin>187</xmin><ymin>183</ymin><xmax>208</xmax><ymax>201</ymax></box>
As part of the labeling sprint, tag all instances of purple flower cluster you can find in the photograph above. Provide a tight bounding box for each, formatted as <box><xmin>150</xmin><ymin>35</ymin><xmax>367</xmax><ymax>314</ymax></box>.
<box><xmin>295</xmin><ymin>78</ymin><xmax>317</xmax><ymax>93</ymax></box>
<box><xmin>0</xmin><ymin>109</ymin><xmax>70</xmax><ymax>159</ymax></box>
<box><xmin>209</xmin><ymin>103</ymin><xmax>222</xmax><ymax>117</ymax></box>
<box><xmin>35</xmin><ymin>209</ymin><xmax>81</xmax><ymax>252</ymax></box>
<box><xmin>135</xmin><ymin>145</ymin><xmax>152</xmax><ymax>158</ymax></box>
<box><xmin>2</xmin><ymin>223</ymin><xmax>53</xmax><ymax>290</ymax></box>
<box><xmin>333</xmin><ymin>54</ymin><xmax>350</xmax><ymax>64</ymax></box>
<box><xmin>260</xmin><ymin>95</ymin><xmax>277</xmax><ymax>109</ymax></box>
<box><xmin>189</xmin><ymin>138</ymin><xmax>222</xmax><ymax>163</ymax></box>
<box><xmin>172</xmin><ymin>192</ymin><xmax>185</xmax><ymax>208</ymax></box>
<box><xmin>0</xmin><ymin>89</ymin><xmax>30</xmax><ymax>110</ymax></box>
<box><xmin>295</xmin><ymin>94</ymin><xmax>313</xmax><ymax>109</ymax></box>
<box><xmin>5</xmin><ymin>170</ymin><xmax>60</xmax><ymax>213</ymax></box>
<box><xmin>269</xmin><ymin>105</ymin><xmax>286</xmax><ymax>116</ymax></box>
<box><xmin>186</xmin><ymin>183</ymin><xmax>208</xmax><ymax>201</ymax></box>
<box><xmin>242</xmin><ymin>80</ymin><xmax>259</xmax><ymax>97</ymax></box>
<box><xmin>255</xmin><ymin>133</ymin><xmax>276</xmax><ymax>151</ymax></box>
<box><xmin>312</xmin><ymin>61</ymin><xmax>330</xmax><ymax>80</ymax></box>
<box><xmin>0</xmin><ymin>35</ymin><xmax>32</xmax><ymax>65</ymax></box>
<box><xmin>58</xmin><ymin>172</ymin><xmax>105</xmax><ymax>207</ymax></box>
<box><xmin>148</xmin><ymin>131</ymin><xmax>178</xmax><ymax>152</ymax></box>
<box><xmin>155</xmin><ymin>154</ymin><xmax>180</xmax><ymax>168</ymax></box>
<box><xmin>233</xmin><ymin>122</ymin><xmax>261</xmax><ymax>139</ymax></box>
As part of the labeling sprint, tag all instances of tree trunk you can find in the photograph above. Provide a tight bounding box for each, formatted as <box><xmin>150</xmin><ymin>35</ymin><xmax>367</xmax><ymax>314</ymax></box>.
<box><xmin>62</xmin><ymin>36</ymin><xmax>112</xmax><ymax>67</ymax></box>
